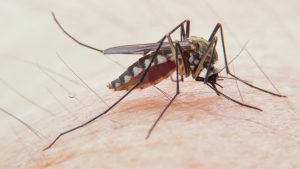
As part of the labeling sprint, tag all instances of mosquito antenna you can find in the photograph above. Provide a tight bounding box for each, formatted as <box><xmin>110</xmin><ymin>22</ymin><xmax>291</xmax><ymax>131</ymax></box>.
<box><xmin>218</xmin><ymin>77</ymin><xmax>253</xmax><ymax>84</ymax></box>
<box><xmin>218</xmin><ymin>77</ymin><xmax>237</xmax><ymax>80</ymax></box>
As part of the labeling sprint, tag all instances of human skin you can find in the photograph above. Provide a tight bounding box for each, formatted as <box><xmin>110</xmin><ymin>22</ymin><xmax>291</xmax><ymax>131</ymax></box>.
<box><xmin>0</xmin><ymin>0</ymin><xmax>299</xmax><ymax>168</ymax></box>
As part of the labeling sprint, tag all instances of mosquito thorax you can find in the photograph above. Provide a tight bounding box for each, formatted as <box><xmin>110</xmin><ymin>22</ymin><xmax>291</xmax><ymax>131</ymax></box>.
<box><xmin>185</xmin><ymin>36</ymin><xmax>219</xmax><ymax>79</ymax></box>
<box><xmin>187</xmin><ymin>36</ymin><xmax>218</xmax><ymax>61</ymax></box>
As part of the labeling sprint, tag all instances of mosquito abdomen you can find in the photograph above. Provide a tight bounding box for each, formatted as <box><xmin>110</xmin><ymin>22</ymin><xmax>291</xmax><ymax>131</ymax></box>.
<box><xmin>107</xmin><ymin>53</ymin><xmax>176</xmax><ymax>91</ymax></box>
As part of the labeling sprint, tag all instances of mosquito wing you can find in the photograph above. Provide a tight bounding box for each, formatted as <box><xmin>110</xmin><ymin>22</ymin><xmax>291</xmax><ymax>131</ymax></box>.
<box><xmin>103</xmin><ymin>41</ymin><xmax>192</xmax><ymax>55</ymax></box>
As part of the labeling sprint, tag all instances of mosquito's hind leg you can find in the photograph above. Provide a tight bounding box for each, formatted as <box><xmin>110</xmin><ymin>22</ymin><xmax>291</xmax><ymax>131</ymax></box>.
<box><xmin>208</xmin><ymin>23</ymin><xmax>286</xmax><ymax>98</ymax></box>
<box><xmin>44</xmin><ymin>33</ymin><xmax>172</xmax><ymax>150</ymax></box>
<box><xmin>52</xmin><ymin>12</ymin><xmax>126</xmax><ymax>69</ymax></box>
<box><xmin>52</xmin><ymin>12</ymin><xmax>103</xmax><ymax>53</ymax></box>
<box><xmin>44</xmin><ymin>21</ymin><xmax>192</xmax><ymax>149</ymax></box>
<box><xmin>146</xmin><ymin>24</ymin><xmax>192</xmax><ymax>138</ymax></box>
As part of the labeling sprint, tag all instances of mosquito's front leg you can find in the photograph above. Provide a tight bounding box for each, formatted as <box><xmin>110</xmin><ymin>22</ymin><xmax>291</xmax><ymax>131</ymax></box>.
<box><xmin>228</xmin><ymin>73</ymin><xmax>286</xmax><ymax>97</ymax></box>
<box><xmin>192</xmin><ymin>36</ymin><xmax>218</xmax><ymax>79</ymax></box>
<box><xmin>208</xmin><ymin>23</ymin><xmax>229</xmax><ymax>74</ymax></box>
<box><xmin>209</xmin><ymin>23</ymin><xmax>286</xmax><ymax>98</ymax></box>
<box><xmin>204</xmin><ymin>38</ymin><xmax>218</xmax><ymax>84</ymax></box>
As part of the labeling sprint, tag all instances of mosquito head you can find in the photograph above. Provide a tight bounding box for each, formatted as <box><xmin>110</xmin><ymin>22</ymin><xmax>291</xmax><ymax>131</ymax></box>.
<box><xmin>207</xmin><ymin>66</ymin><xmax>219</xmax><ymax>77</ymax></box>
<box><xmin>206</xmin><ymin>66</ymin><xmax>220</xmax><ymax>84</ymax></box>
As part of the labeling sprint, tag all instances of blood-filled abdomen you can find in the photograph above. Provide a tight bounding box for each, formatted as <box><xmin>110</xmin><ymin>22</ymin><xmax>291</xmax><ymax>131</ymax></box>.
<box><xmin>107</xmin><ymin>53</ymin><xmax>176</xmax><ymax>91</ymax></box>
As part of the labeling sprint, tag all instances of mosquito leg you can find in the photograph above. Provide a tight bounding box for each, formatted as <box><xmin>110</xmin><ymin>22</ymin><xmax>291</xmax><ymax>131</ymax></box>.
<box><xmin>186</xmin><ymin>20</ymin><xmax>190</xmax><ymax>38</ymax></box>
<box><xmin>206</xmin><ymin>83</ymin><xmax>262</xmax><ymax>111</ymax></box>
<box><xmin>180</xmin><ymin>25</ymin><xmax>186</xmax><ymax>41</ymax></box>
<box><xmin>146</xmin><ymin>42</ymin><xmax>180</xmax><ymax>139</ymax></box>
<box><xmin>204</xmin><ymin>39</ymin><xmax>218</xmax><ymax>84</ymax></box>
<box><xmin>170</xmin><ymin>35</ymin><xmax>187</xmax><ymax>83</ymax></box>
<box><xmin>209</xmin><ymin>23</ymin><xmax>286</xmax><ymax>97</ymax></box>
<box><xmin>157</xmin><ymin>20</ymin><xmax>190</xmax><ymax>43</ymax></box>
<box><xmin>44</xmin><ymin>35</ymin><xmax>168</xmax><ymax>150</ymax></box>
<box><xmin>52</xmin><ymin>12</ymin><xmax>126</xmax><ymax>69</ymax></box>
<box><xmin>166</xmin><ymin>32</ymin><xmax>188</xmax><ymax>89</ymax></box>
<box><xmin>208</xmin><ymin>23</ymin><xmax>229</xmax><ymax>74</ymax></box>
<box><xmin>228</xmin><ymin>73</ymin><xmax>286</xmax><ymax>97</ymax></box>
<box><xmin>166</xmin><ymin>34</ymin><xmax>180</xmax><ymax>94</ymax></box>
<box><xmin>193</xmin><ymin>37</ymin><xmax>218</xmax><ymax>78</ymax></box>
<box><xmin>177</xmin><ymin>41</ymin><xmax>190</xmax><ymax>77</ymax></box>
<box><xmin>52</xmin><ymin>12</ymin><xmax>103</xmax><ymax>53</ymax></box>
<box><xmin>180</xmin><ymin>19</ymin><xmax>190</xmax><ymax>40</ymax></box>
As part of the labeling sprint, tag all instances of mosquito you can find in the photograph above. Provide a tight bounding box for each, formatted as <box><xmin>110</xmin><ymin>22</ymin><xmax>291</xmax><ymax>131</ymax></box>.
<box><xmin>44</xmin><ymin>12</ymin><xmax>286</xmax><ymax>150</ymax></box>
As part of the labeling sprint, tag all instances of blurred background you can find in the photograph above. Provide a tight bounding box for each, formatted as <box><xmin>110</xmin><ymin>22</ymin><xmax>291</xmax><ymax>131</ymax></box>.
<box><xmin>0</xmin><ymin>0</ymin><xmax>299</xmax><ymax>168</ymax></box>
